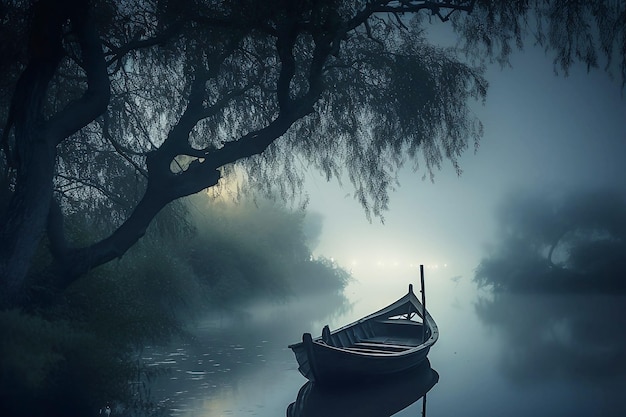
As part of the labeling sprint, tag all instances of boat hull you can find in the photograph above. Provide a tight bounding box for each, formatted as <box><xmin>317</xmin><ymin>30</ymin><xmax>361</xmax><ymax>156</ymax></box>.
<box><xmin>289</xmin><ymin>284</ymin><xmax>439</xmax><ymax>384</ymax></box>
<box><xmin>291</xmin><ymin>340</ymin><xmax>431</xmax><ymax>383</ymax></box>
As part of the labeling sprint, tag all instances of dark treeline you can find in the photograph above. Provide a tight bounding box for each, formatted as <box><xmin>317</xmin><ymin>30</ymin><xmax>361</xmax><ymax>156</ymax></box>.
<box><xmin>475</xmin><ymin>187</ymin><xmax>626</xmax><ymax>294</ymax></box>
<box><xmin>473</xmin><ymin>187</ymin><xmax>626</xmax><ymax>390</ymax></box>
<box><xmin>0</xmin><ymin>194</ymin><xmax>349</xmax><ymax>417</ymax></box>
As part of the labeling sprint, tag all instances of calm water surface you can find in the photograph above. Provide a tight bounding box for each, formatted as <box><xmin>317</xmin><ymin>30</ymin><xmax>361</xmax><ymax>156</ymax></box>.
<box><xmin>146</xmin><ymin>267</ymin><xmax>626</xmax><ymax>417</ymax></box>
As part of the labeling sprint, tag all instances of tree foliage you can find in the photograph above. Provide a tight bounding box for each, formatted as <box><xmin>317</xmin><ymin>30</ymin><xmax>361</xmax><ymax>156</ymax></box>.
<box><xmin>452</xmin><ymin>0</ymin><xmax>626</xmax><ymax>84</ymax></box>
<box><xmin>1</xmin><ymin>0</ymin><xmax>624</xmax><ymax>306</ymax></box>
<box><xmin>475</xmin><ymin>187</ymin><xmax>626</xmax><ymax>293</ymax></box>
<box><xmin>0</xmin><ymin>0</ymin><xmax>487</xmax><ymax>305</ymax></box>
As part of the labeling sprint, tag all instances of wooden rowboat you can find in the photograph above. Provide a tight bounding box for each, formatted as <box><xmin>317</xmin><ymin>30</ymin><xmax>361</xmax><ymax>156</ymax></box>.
<box><xmin>288</xmin><ymin>283</ymin><xmax>439</xmax><ymax>384</ymax></box>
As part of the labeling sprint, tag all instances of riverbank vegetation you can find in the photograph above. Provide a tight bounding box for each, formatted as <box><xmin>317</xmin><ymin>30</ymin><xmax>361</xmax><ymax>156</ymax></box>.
<box><xmin>0</xmin><ymin>195</ymin><xmax>349</xmax><ymax>417</ymax></box>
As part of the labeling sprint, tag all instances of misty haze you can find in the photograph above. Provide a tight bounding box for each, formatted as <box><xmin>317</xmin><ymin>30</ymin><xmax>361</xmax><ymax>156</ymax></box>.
<box><xmin>1</xmin><ymin>2</ymin><xmax>625</xmax><ymax>417</ymax></box>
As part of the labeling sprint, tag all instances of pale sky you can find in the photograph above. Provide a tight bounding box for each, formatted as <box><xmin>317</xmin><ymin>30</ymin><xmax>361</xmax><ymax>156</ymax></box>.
<box><xmin>303</xmin><ymin>39</ymin><xmax>626</xmax><ymax>281</ymax></box>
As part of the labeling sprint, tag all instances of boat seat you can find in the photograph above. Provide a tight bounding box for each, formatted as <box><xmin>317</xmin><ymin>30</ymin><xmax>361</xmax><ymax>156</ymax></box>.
<box><xmin>344</xmin><ymin>346</ymin><xmax>400</xmax><ymax>355</ymax></box>
<box><xmin>361</xmin><ymin>337</ymin><xmax>422</xmax><ymax>346</ymax></box>
<box><xmin>376</xmin><ymin>319</ymin><xmax>423</xmax><ymax>325</ymax></box>
<box><xmin>353</xmin><ymin>342</ymin><xmax>412</xmax><ymax>351</ymax></box>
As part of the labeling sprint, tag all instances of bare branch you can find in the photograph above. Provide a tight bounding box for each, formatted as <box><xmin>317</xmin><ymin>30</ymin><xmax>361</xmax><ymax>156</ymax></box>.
<box><xmin>56</xmin><ymin>173</ymin><xmax>131</xmax><ymax>209</ymax></box>
<box><xmin>104</xmin><ymin>21</ymin><xmax>183</xmax><ymax>68</ymax></box>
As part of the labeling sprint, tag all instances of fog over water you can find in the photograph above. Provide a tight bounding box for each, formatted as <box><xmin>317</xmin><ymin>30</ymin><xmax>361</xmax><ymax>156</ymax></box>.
<box><xmin>151</xmin><ymin>40</ymin><xmax>626</xmax><ymax>417</ymax></box>
<box><xmin>151</xmin><ymin>274</ymin><xmax>625</xmax><ymax>416</ymax></box>
<box><xmin>299</xmin><ymin>41</ymin><xmax>626</xmax><ymax>416</ymax></box>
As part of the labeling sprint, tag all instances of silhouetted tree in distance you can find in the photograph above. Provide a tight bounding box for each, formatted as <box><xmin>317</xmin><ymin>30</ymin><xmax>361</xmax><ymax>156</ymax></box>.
<box><xmin>475</xmin><ymin>188</ymin><xmax>626</xmax><ymax>293</ymax></box>
<box><xmin>2</xmin><ymin>0</ymin><xmax>625</xmax><ymax>307</ymax></box>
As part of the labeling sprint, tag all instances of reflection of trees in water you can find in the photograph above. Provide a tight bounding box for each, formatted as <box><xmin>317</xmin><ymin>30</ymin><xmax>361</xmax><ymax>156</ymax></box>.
<box><xmin>474</xmin><ymin>187</ymin><xmax>626</xmax><ymax>405</ymax></box>
<box><xmin>476</xmin><ymin>294</ymin><xmax>626</xmax><ymax>383</ymax></box>
<box><xmin>476</xmin><ymin>188</ymin><xmax>626</xmax><ymax>293</ymax></box>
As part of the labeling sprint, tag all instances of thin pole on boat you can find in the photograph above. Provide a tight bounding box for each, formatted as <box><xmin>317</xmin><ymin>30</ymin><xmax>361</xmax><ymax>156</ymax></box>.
<box><xmin>420</xmin><ymin>264</ymin><xmax>426</xmax><ymax>343</ymax></box>
<box><xmin>422</xmin><ymin>393</ymin><xmax>427</xmax><ymax>417</ymax></box>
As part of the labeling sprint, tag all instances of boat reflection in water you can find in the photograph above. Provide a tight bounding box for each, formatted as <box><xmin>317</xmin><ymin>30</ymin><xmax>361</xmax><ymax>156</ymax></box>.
<box><xmin>286</xmin><ymin>360</ymin><xmax>438</xmax><ymax>417</ymax></box>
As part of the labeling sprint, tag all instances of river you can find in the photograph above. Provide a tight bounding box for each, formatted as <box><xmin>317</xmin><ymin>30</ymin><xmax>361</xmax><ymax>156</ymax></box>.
<box><xmin>143</xmin><ymin>266</ymin><xmax>626</xmax><ymax>417</ymax></box>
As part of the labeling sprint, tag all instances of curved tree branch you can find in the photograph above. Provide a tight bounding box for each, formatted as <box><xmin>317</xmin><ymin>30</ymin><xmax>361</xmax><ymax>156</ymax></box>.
<box><xmin>46</xmin><ymin>14</ymin><xmax>110</xmax><ymax>145</ymax></box>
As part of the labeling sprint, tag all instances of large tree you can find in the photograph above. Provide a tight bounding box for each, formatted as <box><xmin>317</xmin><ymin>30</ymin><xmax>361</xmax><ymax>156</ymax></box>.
<box><xmin>1</xmin><ymin>0</ymin><xmax>624</xmax><ymax>307</ymax></box>
<box><xmin>475</xmin><ymin>187</ymin><xmax>626</xmax><ymax>293</ymax></box>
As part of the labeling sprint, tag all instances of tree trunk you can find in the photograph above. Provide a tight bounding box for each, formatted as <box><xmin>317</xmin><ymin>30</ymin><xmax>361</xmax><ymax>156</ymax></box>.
<box><xmin>0</xmin><ymin>26</ymin><xmax>63</xmax><ymax>306</ymax></box>
<box><xmin>0</xmin><ymin>0</ymin><xmax>109</xmax><ymax>308</ymax></box>
<box><xmin>0</xmin><ymin>130</ymin><xmax>56</xmax><ymax>306</ymax></box>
